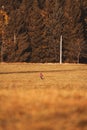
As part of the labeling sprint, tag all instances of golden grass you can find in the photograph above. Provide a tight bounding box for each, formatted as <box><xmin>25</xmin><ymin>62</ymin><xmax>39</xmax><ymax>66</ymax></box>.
<box><xmin>0</xmin><ymin>63</ymin><xmax>87</xmax><ymax>130</ymax></box>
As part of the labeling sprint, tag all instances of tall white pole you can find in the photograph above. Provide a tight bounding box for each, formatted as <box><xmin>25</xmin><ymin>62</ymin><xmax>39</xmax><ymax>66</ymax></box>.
<box><xmin>60</xmin><ymin>35</ymin><xmax>62</xmax><ymax>64</ymax></box>
<box><xmin>14</xmin><ymin>32</ymin><xmax>16</xmax><ymax>44</ymax></box>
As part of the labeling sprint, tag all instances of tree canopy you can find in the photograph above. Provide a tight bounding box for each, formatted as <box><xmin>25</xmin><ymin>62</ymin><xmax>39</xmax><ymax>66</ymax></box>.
<box><xmin>0</xmin><ymin>0</ymin><xmax>87</xmax><ymax>63</ymax></box>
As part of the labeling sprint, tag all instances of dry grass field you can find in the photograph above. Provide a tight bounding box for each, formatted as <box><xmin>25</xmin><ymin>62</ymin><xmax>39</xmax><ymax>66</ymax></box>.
<box><xmin>0</xmin><ymin>63</ymin><xmax>87</xmax><ymax>130</ymax></box>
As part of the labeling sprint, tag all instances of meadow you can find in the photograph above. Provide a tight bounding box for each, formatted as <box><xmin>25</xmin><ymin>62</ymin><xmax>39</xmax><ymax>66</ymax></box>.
<box><xmin>0</xmin><ymin>63</ymin><xmax>87</xmax><ymax>130</ymax></box>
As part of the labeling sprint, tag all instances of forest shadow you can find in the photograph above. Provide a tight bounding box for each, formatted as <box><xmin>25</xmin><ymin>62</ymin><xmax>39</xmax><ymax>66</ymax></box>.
<box><xmin>0</xmin><ymin>69</ymin><xmax>87</xmax><ymax>75</ymax></box>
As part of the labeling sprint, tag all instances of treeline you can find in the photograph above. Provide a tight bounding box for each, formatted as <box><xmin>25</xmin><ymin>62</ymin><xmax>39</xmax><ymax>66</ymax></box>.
<box><xmin>0</xmin><ymin>0</ymin><xmax>87</xmax><ymax>63</ymax></box>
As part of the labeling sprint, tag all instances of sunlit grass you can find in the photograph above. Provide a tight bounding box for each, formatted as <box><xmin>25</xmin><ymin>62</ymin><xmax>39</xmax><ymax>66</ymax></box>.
<box><xmin>0</xmin><ymin>63</ymin><xmax>87</xmax><ymax>130</ymax></box>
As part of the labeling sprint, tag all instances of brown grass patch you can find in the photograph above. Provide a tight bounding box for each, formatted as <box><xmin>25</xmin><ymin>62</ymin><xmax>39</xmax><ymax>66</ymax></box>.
<box><xmin>0</xmin><ymin>63</ymin><xmax>87</xmax><ymax>130</ymax></box>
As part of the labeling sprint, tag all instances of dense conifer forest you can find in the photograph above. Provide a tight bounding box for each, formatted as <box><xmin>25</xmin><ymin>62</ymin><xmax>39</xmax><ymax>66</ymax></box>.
<box><xmin>0</xmin><ymin>0</ymin><xmax>87</xmax><ymax>63</ymax></box>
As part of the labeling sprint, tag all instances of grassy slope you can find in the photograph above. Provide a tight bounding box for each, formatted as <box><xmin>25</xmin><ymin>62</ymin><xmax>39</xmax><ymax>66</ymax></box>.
<box><xmin>0</xmin><ymin>63</ymin><xmax>87</xmax><ymax>130</ymax></box>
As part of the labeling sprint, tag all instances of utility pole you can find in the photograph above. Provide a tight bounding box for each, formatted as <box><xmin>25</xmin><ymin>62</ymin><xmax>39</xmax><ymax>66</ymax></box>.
<box><xmin>60</xmin><ymin>35</ymin><xmax>62</xmax><ymax>64</ymax></box>
<box><xmin>14</xmin><ymin>32</ymin><xmax>16</xmax><ymax>44</ymax></box>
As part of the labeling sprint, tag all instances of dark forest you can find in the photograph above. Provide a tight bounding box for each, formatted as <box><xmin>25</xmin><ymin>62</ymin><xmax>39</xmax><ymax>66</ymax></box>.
<box><xmin>0</xmin><ymin>0</ymin><xmax>87</xmax><ymax>63</ymax></box>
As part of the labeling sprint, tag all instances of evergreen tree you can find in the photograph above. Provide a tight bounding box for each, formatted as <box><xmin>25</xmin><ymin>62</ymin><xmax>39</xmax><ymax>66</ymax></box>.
<box><xmin>28</xmin><ymin>0</ymin><xmax>47</xmax><ymax>62</ymax></box>
<box><xmin>0</xmin><ymin>6</ymin><xmax>9</xmax><ymax>62</ymax></box>
<box><xmin>4</xmin><ymin>10</ymin><xmax>31</xmax><ymax>62</ymax></box>
<box><xmin>81</xmin><ymin>0</ymin><xmax>87</xmax><ymax>63</ymax></box>
<box><xmin>63</xmin><ymin>0</ymin><xmax>84</xmax><ymax>63</ymax></box>
<box><xmin>43</xmin><ymin>0</ymin><xmax>63</xmax><ymax>62</ymax></box>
